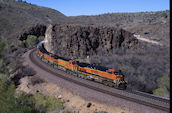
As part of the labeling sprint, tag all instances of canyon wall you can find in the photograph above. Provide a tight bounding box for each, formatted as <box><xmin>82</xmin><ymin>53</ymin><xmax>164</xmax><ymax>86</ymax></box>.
<box><xmin>43</xmin><ymin>24</ymin><xmax>138</xmax><ymax>59</ymax></box>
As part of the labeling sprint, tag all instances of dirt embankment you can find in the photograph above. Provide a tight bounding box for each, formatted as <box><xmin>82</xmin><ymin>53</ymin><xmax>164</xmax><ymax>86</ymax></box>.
<box><xmin>17</xmin><ymin>76</ymin><xmax>139</xmax><ymax>113</ymax></box>
<box><xmin>134</xmin><ymin>34</ymin><xmax>163</xmax><ymax>46</ymax></box>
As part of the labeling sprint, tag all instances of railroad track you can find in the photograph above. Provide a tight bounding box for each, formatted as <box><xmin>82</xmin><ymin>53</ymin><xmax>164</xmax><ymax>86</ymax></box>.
<box><xmin>29</xmin><ymin>49</ymin><xmax>170</xmax><ymax>112</ymax></box>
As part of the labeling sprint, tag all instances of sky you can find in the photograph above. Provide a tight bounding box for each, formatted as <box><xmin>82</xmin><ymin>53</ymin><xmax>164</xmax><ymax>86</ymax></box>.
<box><xmin>25</xmin><ymin>0</ymin><xmax>169</xmax><ymax>16</ymax></box>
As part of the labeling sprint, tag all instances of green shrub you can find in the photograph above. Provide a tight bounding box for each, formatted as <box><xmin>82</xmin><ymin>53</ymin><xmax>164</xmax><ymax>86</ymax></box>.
<box><xmin>0</xmin><ymin>75</ymin><xmax>65</xmax><ymax>113</ymax></box>
<box><xmin>0</xmin><ymin>73</ymin><xmax>9</xmax><ymax>82</ymax></box>
<box><xmin>153</xmin><ymin>76</ymin><xmax>170</xmax><ymax>97</ymax></box>
<box><xmin>0</xmin><ymin>79</ymin><xmax>36</xmax><ymax>113</ymax></box>
<box><xmin>25</xmin><ymin>35</ymin><xmax>38</xmax><ymax>48</ymax></box>
<box><xmin>156</xmin><ymin>76</ymin><xmax>169</xmax><ymax>90</ymax></box>
<box><xmin>38</xmin><ymin>36</ymin><xmax>45</xmax><ymax>42</ymax></box>
<box><xmin>153</xmin><ymin>87</ymin><xmax>169</xmax><ymax>97</ymax></box>
<box><xmin>0</xmin><ymin>39</ymin><xmax>8</xmax><ymax>59</ymax></box>
<box><xmin>33</xmin><ymin>93</ymin><xmax>64</xmax><ymax>113</ymax></box>
<box><xmin>22</xmin><ymin>35</ymin><xmax>44</xmax><ymax>48</ymax></box>
<box><xmin>18</xmin><ymin>40</ymin><xmax>26</xmax><ymax>47</ymax></box>
<box><xmin>0</xmin><ymin>59</ymin><xmax>4</xmax><ymax>69</ymax></box>
<box><xmin>0</xmin><ymin>39</ymin><xmax>9</xmax><ymax>73</ymax></box>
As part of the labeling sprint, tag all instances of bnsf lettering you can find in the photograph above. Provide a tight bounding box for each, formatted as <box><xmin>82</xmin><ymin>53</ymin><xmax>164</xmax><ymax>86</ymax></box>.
<box><xmin>91</xmin><ymin>70</ymin><xmax>98</xmax><ymax>74</ymax></box>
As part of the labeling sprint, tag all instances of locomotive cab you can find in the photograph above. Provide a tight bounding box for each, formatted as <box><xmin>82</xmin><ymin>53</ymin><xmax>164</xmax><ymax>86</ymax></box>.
<box><xmin>68</xmin><ymin>60</ymin><xmax>78</xmax><ymax>72</ymax></box>
<box><xmin>108</xmin><ymin>69</ymin><xmax>127</xmax><ymax>89</ymax></box>
<box><xmin>107</xmin><ymin>69</ymin><xmax>121</xmax><ymax>75</ymax></box>
<box><xmin>69</xmin><ymin>60</ymin><xmax>78</xmax><ymax>66</ymax></box>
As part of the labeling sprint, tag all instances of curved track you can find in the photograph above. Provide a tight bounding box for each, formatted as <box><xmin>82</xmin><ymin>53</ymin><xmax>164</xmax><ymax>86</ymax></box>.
<box><xmin>29</xmin><ymin>49</ymin><xmax>170</xmax><ymax>112</ymax></box>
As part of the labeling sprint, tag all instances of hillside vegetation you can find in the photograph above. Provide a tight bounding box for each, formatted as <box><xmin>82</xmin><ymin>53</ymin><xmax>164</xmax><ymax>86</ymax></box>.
<box><xmin>0</xmin><ymin>39</ymin><xmax>67</xmax><ymax>113</ymax></box>
<box><xmin>0</xmin><ymin>1</ymin><xmax>70</xmax><ymax>112</ymax></box>
<box><xmin>0</xmin><ymin>0</ymin><xmax>68</xmax><ymax>43</ymax></box>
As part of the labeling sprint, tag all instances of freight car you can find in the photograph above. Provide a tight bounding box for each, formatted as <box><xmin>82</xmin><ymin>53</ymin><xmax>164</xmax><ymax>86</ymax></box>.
<box><xmin>37</xmin><ymin>41</ymin><xmax>127</xmax><ymax>89</ymax></box>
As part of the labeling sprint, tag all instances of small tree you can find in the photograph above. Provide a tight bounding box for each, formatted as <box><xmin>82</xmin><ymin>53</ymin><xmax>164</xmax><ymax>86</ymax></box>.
<box><xmin>0</xmin><ymin>80</ymin><xmax>36</xmax><ymax>113</ymax></box>
<box><xmin>156</xmin><ymin>76</ymin><xmax>170</xmax><ymax>90</ymax></box>
<box><xmin>33</xmin><ymin>93</ymin><xmax>64</xmax><ymax>113</ymax></box>
<box><xmin>25</xmin><ymin>35</ymin><xmax>38</xmax><ymax>48</ymax></box>
<box><xmin>153</xmin><ymin>87</ymin><xmax>169</xmax><ymax>97</ymax></box>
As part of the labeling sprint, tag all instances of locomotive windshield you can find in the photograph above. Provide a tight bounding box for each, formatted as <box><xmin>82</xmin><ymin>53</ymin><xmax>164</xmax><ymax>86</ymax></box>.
<box><xmin>114</xmin><ymin>72</ymin><xmax>122</xmax><ymax>75</ymax></box>
<box><xmin>108</xmin><ymin>72</ymin><xmax>112</xmax><ymax>74</ymax></box>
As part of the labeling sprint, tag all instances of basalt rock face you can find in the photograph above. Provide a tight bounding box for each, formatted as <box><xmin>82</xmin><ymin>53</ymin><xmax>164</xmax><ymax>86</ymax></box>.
<box><xmin>44</xmin><ymin>24</ymin><xmax>138</xmax><ymax>58</ymax></box>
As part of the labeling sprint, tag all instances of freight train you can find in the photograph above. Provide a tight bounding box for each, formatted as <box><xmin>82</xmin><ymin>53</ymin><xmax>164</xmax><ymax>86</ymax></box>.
<box><xmin>36</xmin><ymin>41</ymin><xmax>127</xmax><ymax>89</ymax></box>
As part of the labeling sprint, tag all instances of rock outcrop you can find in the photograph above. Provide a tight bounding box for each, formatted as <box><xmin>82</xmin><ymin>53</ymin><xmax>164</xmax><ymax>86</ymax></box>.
<box><xmin>43</xmin><ymin>24</ymin><xmax>138</xmax><ymax>58</ymax></box>
<box><xmin>44</xmin><ymin>24</ymin><xmax>54</xmax><ymax>52</ymax></box>
<box><xmin>18</xmin><ymin>24</ymin><xmax>47</xmax><ymax>41</ymax></box>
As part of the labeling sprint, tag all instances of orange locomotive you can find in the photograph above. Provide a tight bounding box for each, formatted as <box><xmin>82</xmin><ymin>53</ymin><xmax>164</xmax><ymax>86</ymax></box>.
<box><xmin>37</xmin><ymin>42</ymin><xmax>127</xmax><ymax>89</ymax></box>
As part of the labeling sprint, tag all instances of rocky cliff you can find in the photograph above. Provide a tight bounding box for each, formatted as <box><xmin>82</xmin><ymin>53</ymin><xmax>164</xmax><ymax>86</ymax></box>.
<box><xmin>43</xmin><ymin>24</ymin><xmax>138</xmax><ymax>59</ymax></box>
